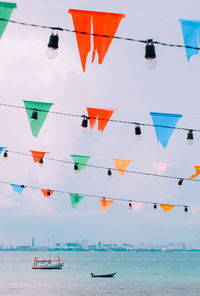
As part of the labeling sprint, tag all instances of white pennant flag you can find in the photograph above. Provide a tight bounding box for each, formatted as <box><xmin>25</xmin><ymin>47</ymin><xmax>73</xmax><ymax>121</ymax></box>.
<box><xmin>132</xmin><ymin>202</ymin><xmax>144</xmax><ymax>211</ymax></box>
<box><xmin>191</xmin><ymin>207</ymin><xmax>200</xmax><ymax>216</ymax></box>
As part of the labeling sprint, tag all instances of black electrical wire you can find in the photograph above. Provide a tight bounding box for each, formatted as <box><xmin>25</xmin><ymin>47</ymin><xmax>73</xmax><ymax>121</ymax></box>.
<box><xmin>0</xmin><ymin>179</ymin><xmax>193</xmax><ymax>209</ymax></box>
<box><xmin>4</xmin><ymin>149</ymin><xmax>200</xmax><ymax>184</ymax></box>
<box><xmin>1</xmin><ymin>17</ymin><xmax>200</xmax><ymax>51</ymax></box>
<box><xmin>0</xmin><ymin>102</ymin><xmax>198</xmax><ymax>132</ymax></box>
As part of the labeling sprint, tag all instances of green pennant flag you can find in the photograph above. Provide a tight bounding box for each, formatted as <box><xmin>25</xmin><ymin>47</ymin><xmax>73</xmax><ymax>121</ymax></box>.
<box><xmin>69</xmin><ymin>193</ymin><xmax>84</xmax><ymax>208</ymax></box>
<box><xmin>23</xmin><ymin>100</ymin><xmax>53</xmax><ymax>137</ymax></box>
<box><xmin>0</xmin><ymin>2</ymin><xmax>17</xmax><ymax>38</ymax></box>
<box><xmin>71</xmin><ymin>155</ymin><xmax>90</xmax><ymax>171</ymax></box>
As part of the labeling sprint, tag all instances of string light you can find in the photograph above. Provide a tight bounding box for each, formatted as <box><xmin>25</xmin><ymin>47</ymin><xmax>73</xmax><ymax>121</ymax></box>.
<box><xmin>47</xmin><ymin>31</ymin><xmax>59</xmax><ymax>59</ymax></box>
<box><xmin>3</xmin><ymin>150</ymin><xmax>8</xmax><ymax>160</ymax></box>
<box><xmin>178</xmin><ymin>178</ymin><xmax>183</xmax><ymax>187</ymax></box>
<box><xmin>187</xmin><ymin>130</ymin><xmax>194</xmax><ymax>145</ymax></box>
<box><xmin>81</xmin><ymin>115</ymin><xmax>88</xmax><ymax>133</ymax></box>
<box><xmin>154</xmin><ymin>204</ymin><xmax>157</xmax><ymax>209</ymax></box>
<box><xmin>145</xmin><ymin>39</ymin><xmax>157</xmax><ymax>69</ymax></box>
<box><xmin>74</xmin><ymin>163</ymin><xmax>79</xmax><ymax>174</ymax></box>
<box><xmin>129</xmin><ymin>202</ymin><xmax>132</xmax><ymax>209</ymax></box>
<box><xmin>47</xmin><ymin>190</ymin><xmax>51</xmax><ymax>196</ymax></box>
<box><xmin>184</xmin><ymin>206</ymin><xmax>188</xmax><ymax>213</ymax></box>
<box><xmin>30</xmin><ymin>109</ymin><xmax>38</xmax><ymax>120</ymax></box>
<box><xmin>135</xmin><ymin>125</ymin><xmax>142</xmax><ymax>141</ymax></box>
<box><xmin>107</xmin><ymin>168</ymin><xmax>112</xmax><ymax>179</ymax></box>
<box><xmin>39</xmin><ymin>157</ymin><xmax>43</xmax><ymax>167</ymax></box>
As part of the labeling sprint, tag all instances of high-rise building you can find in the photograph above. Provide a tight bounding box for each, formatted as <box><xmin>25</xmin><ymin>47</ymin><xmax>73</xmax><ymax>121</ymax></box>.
<box><xmin>81</xmin><ymin>239</ymin><xmax>88</xmax><ymax>249</ymax></box>
<box><xmin>32</xmin><ymin>236</ymin><xmax>35</xmax><ymax>247</ymax></box>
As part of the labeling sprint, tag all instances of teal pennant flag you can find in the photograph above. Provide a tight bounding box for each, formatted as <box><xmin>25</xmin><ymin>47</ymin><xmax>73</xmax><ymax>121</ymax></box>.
<box><xmin>0</xmin><ymin>2</ymin><xmax>17</xmax><ymax>38</ymax></box>
<box><xmin>71</xmin><ymin>155</ymin><xmax>90</xmax><ymax>171</ymax></box>
<box><xmin>69</xmin><ymin>193</ymin><xmax>84</xmax><ymax>208</ymax></box>
<box><xmin>23</xmin><ymin>100</ymin><xmax>53</xmax><ymax>137</ymax></box>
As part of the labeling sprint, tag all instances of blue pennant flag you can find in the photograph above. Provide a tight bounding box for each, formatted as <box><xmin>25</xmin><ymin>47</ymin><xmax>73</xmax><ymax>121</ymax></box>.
<box><xmin>0</xmin><ymin>147</ymin><xmax>6</xmax><ymax>155</ymax></box>
<box><xmin>11</xmin><ymin>184</ymin><xmax>25</xmax><ymax>194</ymax></box>
<box><xmin>150</xmin><ymin>112</ymin><xmax>182</xmax><ymax>149</ymax></box>
<box><xmin>179</xmin><ymin>19</ymin><xmax>200</xmax><ymax>61</ymax></box>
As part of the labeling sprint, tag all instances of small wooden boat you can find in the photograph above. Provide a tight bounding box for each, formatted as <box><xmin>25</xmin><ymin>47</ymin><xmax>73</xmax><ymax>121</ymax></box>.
<box><xmin>32</xmin><ymin>256</ymin><xmax>64</xmax><ymax>270</ymax></box>
<box><xmin>91</xmin><ymin>272</ymin><xmax>117</xmax><ymax>278</ymax></box>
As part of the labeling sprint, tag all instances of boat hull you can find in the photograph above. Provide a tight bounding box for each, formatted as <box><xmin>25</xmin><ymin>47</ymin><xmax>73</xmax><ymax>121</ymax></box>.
<box><xmin>91</xmin><ymin>273</ymin><xmax>116</xmax><ymax>278</ymax></box>
<box><xmin>32</xmin><ymin>263</ymin><xmax>64</xmax><ymax>270</ymax></box>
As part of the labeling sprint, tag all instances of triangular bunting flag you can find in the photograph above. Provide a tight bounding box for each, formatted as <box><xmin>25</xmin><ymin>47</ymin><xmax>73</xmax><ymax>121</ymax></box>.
<box><xmin>179</xmin><ymin>19</ymin><xmax>200</xmax><ymax>61</ymax></box>
<box><xmin>11</xmin><ymin>184</ymin><xmax>25</xmax><ymax>194</ymax></box>
<box><xmin>132</xmin><ymin>202</ymin><xmax>144</xmax><ymax>211</ymax></box>
<box><xmin>41</xmin><ymin>189</ymin><xmax>54</xmax><ymax>198</ymax></box>
<box><xmin>113</xmin><ymin>159</ymin><xmax>131</xmax><ymax>176</ymax></box>
<box><xmin>189</xmin><ymin>166</ymin><xmax>200</xmax><ymax>180</ymax></box>
<box><xmin>0</xmin><ymin>2</ymin><xmax>17</xmax><ymax>38</ymax></box>
<box><xmin>70</xmin><ymin>155</ymin><xmax>90</xmax><ymax>171</ymax></box>
<box><xmin>191</xmin><ymin>206</ymin><xmax>200</xmax><ymax>216</ymax></box>
<box><xmin>153</xmin><ymin>162</ymin><xmax>173</xmax><ymax>175</ymax></box>
<box><xmin>69</xmin><ymin>193</ymin><xmax>84</xmax><ymax>208</ymax></box>
<box><xmin>23</xmin><ymin>100</ymin><xmax>53</xmax><ymax>137</ymax></box>
<box><xmin>30</xmin><ymin>151</ymin><xmax>49</xmax><ymax>163</ymax></box>
<box><xmin>87</xmin><ymin>107</ymin><xmax>115</xmax><ymax>133</ymax></box>
<box><xmin>160</xmin><ymin>204</ymin><xmax>175</xmax><ymax>212</ymax></box>
<box><xmin>100</xmin><ymin>199</ymin><xmax>114</xmax><ymax>213</ymax></box>
<box><xmin>150</xmin><ymin>112</ymin><xmax>182</xmax><ymax>148</ymax></box>
<box><xmin>68</xmin><ymin>9</ymin><xmax>125</xmax><ymax>72</ymax></box>
<box><xmin>0</xmin><ymin>146</ymin><xmax>6</xmax><ymax>155</ymax></box>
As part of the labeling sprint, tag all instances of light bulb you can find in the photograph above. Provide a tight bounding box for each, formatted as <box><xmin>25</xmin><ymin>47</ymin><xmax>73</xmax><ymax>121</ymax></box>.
<box><xmin>74</xmin><ymin>164</ymin><xmax>79</xmax><ymax>174</ymax></box>
<box><xmin>107</xmin><ymin>169</ymin><xmax>112</xmax><ymax>179</ymax></box>
<box><xmin>46</xmin><ymin>48</ymin><xmax>58</xmax><ymax>59</ymax></box>
<box><xmin>145</xmin><ymin>58</ymin><xmax>157</xmax><ymax>70</ymax></box>
<box><xmin>187</xmin><ymin>130</ymin><xmax>194</xmax><ymax>145</ymax></box>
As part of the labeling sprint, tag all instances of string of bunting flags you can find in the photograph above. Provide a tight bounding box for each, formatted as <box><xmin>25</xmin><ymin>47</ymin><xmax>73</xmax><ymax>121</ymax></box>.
<box><xmin>1</xmin><ymin>178</ymin><xmax>200</xmax><ymax>214</ymax></box>
<box><xmin>0</xmin><ymin>2</ymin><xmax>199</xmax><ymax>71</ymax></box>
<box><xmin>1</xmin><ymin>148</ymin><xmax>200</xmax><ymax>184</ymax></box>
<box><xmin>0</xmin><ymin>101</ymin><xmax>198</xmax><ymax>148</ymax></box>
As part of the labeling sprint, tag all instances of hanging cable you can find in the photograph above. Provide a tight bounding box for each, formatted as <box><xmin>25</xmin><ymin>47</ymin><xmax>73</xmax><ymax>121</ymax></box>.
<box><xmin>0</xmin><ymin>178</ymin><xmax>195</xmax><ymax>210</ymax></box>
<box><xmin>1</xmin><ymin>17</ymin><xmax>200</xmax><ymax>51</ymax></box>
<box><xmin>0</xmin><ymin>102</ymin><xmax>199</xmax><ymax>133</ymax></box>
<box><xmin>2</xmin><ymin>149</ymin><xmax>200</xmax><ymax>184</ymax></box>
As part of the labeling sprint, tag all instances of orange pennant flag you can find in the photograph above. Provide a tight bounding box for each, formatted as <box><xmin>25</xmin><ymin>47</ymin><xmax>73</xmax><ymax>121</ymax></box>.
<box><xmin>160</xmin><ymin>204</ymin><xmax>175</xmax><ymax>212</ymax></box>
<box><xmin>100</xmin><ymin>199</ymin><xmax>114</xmax><ymax>213</ymax></box>
<box><xmin>87</xmin><ymin>107</ymin><xmax>115</xmax><ymax>132</ymax></box>
<box><xmin>189</xmin><ymin>166</ymin><xmax>200</xmax><ymax>180</ymax></box>
<box><xmin>30</xmin><ymin>151</ymin><xmax>49</xmax><ymax>163</ymax></box>
<box><xmin>68</xmin><ymin>9</ymin><xmax>125</xmax><ymax>72</ymax></box>
<box><xmin>113</xmin><ymin>159</ymin><xmax>131</xmax><ymax>175</ymax></box>
<box><xmin>41</xmin><ymin>189</ymin><xmax>54</xmax><ymax>198</ymax></box>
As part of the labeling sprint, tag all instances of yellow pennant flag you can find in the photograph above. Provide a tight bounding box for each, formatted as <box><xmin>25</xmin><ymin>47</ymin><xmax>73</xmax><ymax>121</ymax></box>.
<box><xmin>113</xmin><ymin>159</ymin><xmax>131</xmax><ymax>176</ymax></box>
<box><xmin>160</xmin><ymin>204</ymin><xmax>175</xmax><ymax>212</ymax></box>
<box><xmin>189</xmin><ymin>166</ymin><xmax>200</xmax><ymax>180</ymax></box>
<box><xmin>100</xmin><ymin>199</ymin><xmax>114</xmax><ymax>213</ymax></box>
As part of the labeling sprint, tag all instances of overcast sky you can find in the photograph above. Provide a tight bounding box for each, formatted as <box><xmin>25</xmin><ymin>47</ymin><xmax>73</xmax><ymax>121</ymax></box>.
<box><xmin>0</xmin><ymin>0</ymin><xmax>200</xmax><ymax>246</ymax></box>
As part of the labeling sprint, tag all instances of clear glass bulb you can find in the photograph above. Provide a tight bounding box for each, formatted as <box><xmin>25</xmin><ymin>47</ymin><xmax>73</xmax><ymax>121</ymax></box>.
<box><xmin>145</xmin><ymin>58</ymin><xmax>157</xmax><ymax>70</ymax></box>
<box><xmin>46</xmin><ymin>48</ymin><xmax>58</xmax><ymax>59</ymax></box>
<box><xmin>187</xmin><ymin>139</ymin><xmax>194</xmax><ymax>145</ymax></box>
<box><xmin>81</xmin><ymin>127</ymin><xmax>88</xmax><ymax>134</ymax></box>
<box><xmin>3</xmin><ymin>156</ymin><xmax>7</xmax><ymax>161</ymax></box>
<box><xmin>108</xmin><ymin>174</ymin><xmax>112</xmax><ymax>179</ymax></box>
<box><xmin>135</xmin><ymin>134</ymin><xmax>142</xmax><ymax>141</ymax></box>
<box><xmin>39</xmin><ymin>162</ymin><xmax>43</xmax><ymax>167</ymax></box>
<box><xmin>74</xmin><ymin>169</ymin><xmax>79</xmax><ymax>174</ymax></box>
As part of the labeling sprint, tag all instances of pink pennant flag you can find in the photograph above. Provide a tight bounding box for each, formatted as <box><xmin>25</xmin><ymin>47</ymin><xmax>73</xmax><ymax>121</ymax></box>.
<box><xmin>132</xmin><ymin>202</ymin><xmax>144</xmax><ymax>211</ymax></box>
<box><xmin>191</xmin><ymin>207</ymin><xmax>200</xmax><ymax>216</ymax></box>
<box><xmin>153</xmin><ymin>162</ymin><xmax>173</xmax><ymax>175</ymax></box>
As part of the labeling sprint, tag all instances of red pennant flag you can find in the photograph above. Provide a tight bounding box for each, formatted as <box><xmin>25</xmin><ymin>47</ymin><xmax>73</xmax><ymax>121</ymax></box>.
<box><xmin>41</xmin><ymin>189</ymin><xmax>54</xmax><ymax>198</ymax></box>
<box><xmin>68</xmin><ymin>9</ymin><xmax>125</xmax><ymax>72</ymax></box>
<box><xmin>87</xmin><ymin>107</ymin><xmax>115</xmax><ymax>132</ymax></box>
<box><xmin>30</xmin><ymin>151</ymin><xmax>49</xmax><ymax>163</ymax></box>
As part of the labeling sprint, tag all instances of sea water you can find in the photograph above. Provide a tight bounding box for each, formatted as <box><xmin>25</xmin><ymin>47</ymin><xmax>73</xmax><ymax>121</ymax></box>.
<box><xmin>1</xmin><ymin>251</ymin><xmax>200</xmax><ymax>295</ymax></box>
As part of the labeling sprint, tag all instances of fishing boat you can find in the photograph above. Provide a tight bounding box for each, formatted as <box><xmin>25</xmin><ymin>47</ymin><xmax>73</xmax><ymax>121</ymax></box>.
<box><xmin>32</xmin><ymin>256</ymin><xmax>64</xmax><ymax>270</ymax></box>
<box><xmin>91</xmin><ymin>272</ymin><xmax>117</xmax><ymax>278</ymax></box>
